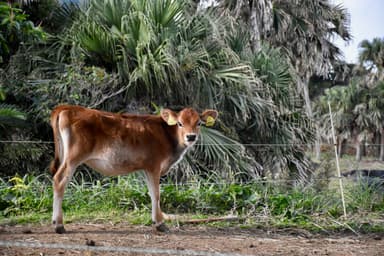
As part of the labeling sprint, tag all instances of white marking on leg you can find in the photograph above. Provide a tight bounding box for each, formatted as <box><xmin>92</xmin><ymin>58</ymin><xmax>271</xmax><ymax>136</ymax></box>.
<box><xmin>52</xmin><ymin>124</ymin><xmax>71</xmax><ymax>225</ymax></box>
<box><xmin>145</xmin><ymin>173</ymin><xmax>158</xmax><ymax>223</ymax></box>
<box><xmin>152</xmin><ymin>197</ymin><xmax>160</xmax><ymax>223</ymax></box>
<box><xmin>52</xmin><ymin>190</ymin><xmax>62</xmax><ymax>223</ymax></box>
<box><xmin>60</xmin><ymin>128</ymin><xmax>70</xmax><ymax>163</ymax></box>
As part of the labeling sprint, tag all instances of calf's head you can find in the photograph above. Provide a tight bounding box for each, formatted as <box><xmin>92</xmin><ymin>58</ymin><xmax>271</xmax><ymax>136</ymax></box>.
<box><xmin>161</xmin><ymin>108</ymin><xmax>218</xmax><ymax>147</ymax></box>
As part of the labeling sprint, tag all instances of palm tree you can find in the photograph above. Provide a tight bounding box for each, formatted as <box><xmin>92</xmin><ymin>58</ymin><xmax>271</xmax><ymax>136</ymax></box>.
<box><xmin>272</xmin><ymin>0</ymin><xmax>351</xmax><ymax>160</ymax></box>
<box><xmin>214</xmin><ymin>0</ymin><xmax>351</xmax><ymax>160</ymax></box>
<box><xmin>375</xmin><ymin>82</ymin><xmax>384</xmax><ymax>160</ymax></box>
<box><xmin>316</xmin><ymin>78</ymin><xmax>384</xmax><ymax>162</ymax></box>
<box><xmin>359</xmin><ymin>38</ymin><xmax>384</xmax><ymax>71</ymax></box>
<box><xmin>315</xmin><ymin>83</ymin><xmax>357</xmax><ymax>160</ymax></box>
<box><xmin>3</xmin><ymin>0</ymin><xmax>315</xmax><ymax>180</ymax></box>
<box><xmin>357</xmin><ymin>38</ymin><xmax>384</xmax><ymax>159</ymax></box>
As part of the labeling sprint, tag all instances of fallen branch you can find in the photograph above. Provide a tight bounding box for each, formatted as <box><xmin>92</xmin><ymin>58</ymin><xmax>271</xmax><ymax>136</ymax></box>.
<box><xmin>177</xmin><ymin>215</ymin><xmax>242</xmax><ymax>224</ymax></box>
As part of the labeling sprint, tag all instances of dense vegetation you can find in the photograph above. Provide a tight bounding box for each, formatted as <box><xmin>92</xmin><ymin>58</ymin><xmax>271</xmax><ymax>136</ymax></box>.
<box><xmin>0</xmin><ymin>0</ymin><xmax>383</xmax><ymax>230</ymax></box>
<box><xmin>0</xmin><ymin>0</ymin><xmax>353</xmax><ymax>179</ymax></box>
<box><xmin>1</xmin><ymin>172</ymin><xmax>383</xmax><ymax>232</ymax></box>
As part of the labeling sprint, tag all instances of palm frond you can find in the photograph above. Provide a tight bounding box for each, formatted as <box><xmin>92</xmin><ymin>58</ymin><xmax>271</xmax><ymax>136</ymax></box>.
<box><xmin>148</xmin><ymin>0</ymin><xmax>184</xmax><ymax>29</ymax></box>
<box><xmin>89</xmin><ymin>0</ymin><xmax>132</xmax><ymax>28</ymax></box>
<box><xmin>170</xmin><ymin>126</ymin><xmax>261</xmax><ymax>182</ymax></box>
<box><xmin>74</xmin><ymin>19</ymin><xmax>117</xmax><ymax>65</ymax></box>
<box><xmin>0</xmin><ymin>104</ymin><xmax>26</xmax><ymax>132</ymax></box>
<box><xmin>50</xmin><ymin>2</ymin><xmax>81</xmax><ymax>31</ymax></box>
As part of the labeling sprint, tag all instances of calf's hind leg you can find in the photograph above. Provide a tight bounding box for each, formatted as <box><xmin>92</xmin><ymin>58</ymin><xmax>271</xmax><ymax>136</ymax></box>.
<box><xmin>52</xmin><ymin>161</ymin><xmax>76</xmax><ymax>234</ymax></box>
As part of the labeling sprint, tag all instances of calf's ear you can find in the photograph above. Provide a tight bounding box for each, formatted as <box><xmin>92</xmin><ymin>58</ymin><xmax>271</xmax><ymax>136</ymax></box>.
<box><xmin>200</xmin><ymin>110</ymin><xmax>218</xmax><ymax>127</ymax></box>
<box><xmin>161</xmin><ymin>109</ymin><xmax>178</xmax><ymax>126</ymax></box>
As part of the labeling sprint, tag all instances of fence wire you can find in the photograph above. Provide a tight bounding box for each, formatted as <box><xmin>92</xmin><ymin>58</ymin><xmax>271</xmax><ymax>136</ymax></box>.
<box><xmin>0</xmin><ymin>240</ymin><xmax>251</xmax><ymax>256</ymax></box>
<box><xmin>1</xmin><ymin>139</ymin><xmax>384</xmax><ymax>189</ymax></box>
<box><xmin>0</xmin><ymin>140</ymin><xmax>54</xmax><ymax>144</ymax></box>
<box><xmin>2</xmin><ymin>140</ymin><xmax>384</xmax><ymax>147</ymax></box>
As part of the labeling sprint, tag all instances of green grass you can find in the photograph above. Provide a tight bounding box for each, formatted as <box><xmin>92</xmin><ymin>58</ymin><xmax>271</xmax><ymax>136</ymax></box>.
<box><xmin>1</xmin><ymin>172</ymin><xmax>383</xmax><ymax>233</ymax></box>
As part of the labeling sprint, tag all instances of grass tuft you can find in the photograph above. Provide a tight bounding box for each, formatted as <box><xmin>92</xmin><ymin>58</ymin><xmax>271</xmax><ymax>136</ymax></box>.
<box><xmin>1</xmin><ymin>172</ymin><xmax>383</xmax><ymax>233</ymax></box>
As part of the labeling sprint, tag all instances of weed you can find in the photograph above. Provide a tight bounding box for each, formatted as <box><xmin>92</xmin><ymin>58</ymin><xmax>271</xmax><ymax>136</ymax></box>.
<box><xmin>0</xmin><ymin>173</ymin><xmax>383</xmax><ymax>233</ymax></box>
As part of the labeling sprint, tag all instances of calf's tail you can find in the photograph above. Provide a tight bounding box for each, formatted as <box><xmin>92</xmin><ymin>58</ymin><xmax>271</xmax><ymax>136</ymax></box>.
<box><xmin>50</xmin><ymin>109</ymin><xmax>62</xmax><ymax>176</ymax></box>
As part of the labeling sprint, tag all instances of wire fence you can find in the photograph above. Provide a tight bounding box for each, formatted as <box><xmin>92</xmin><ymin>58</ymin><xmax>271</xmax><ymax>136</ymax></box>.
<box><xmin>0</xmin><ymin>240</ymin><xmax>251</xmax><ymax>256</ymax></box>
<box><xmin>2</xmin><ymin>140</ymin><xmax>384</xmax><ymax>147</ymax></box>
<box><xmin>0</xmin><ymin>140</ymin><xmax>54</xmax><ymax>144</ymax></box>
<box><xmin>2</xmin><ymin>140</ymin><xmax>384</xmax><ymax>175</ymax></box>
<box><xmin>1</xmin><ymin>138</ymin><xmax>384</xmax><ymax>187</ymax></box>
<box><xmin>3</xmin><ymin>139</ymin><xmax>384</xmax><ymax>198</ymax></box>
<box><xmin>1</xmin><ymin>139</ymin><xmax>384</xmax><ymax>196</ymax></box>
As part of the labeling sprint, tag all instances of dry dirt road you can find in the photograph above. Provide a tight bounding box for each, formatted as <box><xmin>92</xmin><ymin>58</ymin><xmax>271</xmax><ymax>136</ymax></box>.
<box><xmin>0</xmin><ymin>222</ymin><xmax>383</xmax><ymax>256</ymax></box>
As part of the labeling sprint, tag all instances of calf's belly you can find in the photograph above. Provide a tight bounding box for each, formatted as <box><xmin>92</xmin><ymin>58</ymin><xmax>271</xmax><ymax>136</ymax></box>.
<box><xmin>85</xmin><ymin>159</ymin><xmax>141</xmax><ymax>176</ymax></box>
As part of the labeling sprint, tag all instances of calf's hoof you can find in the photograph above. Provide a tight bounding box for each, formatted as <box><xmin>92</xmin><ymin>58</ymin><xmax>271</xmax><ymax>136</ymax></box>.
<box><xmin>55</xmin><ymin>225</ymin><xmax>66</xmax><ymax>234</ymax></box>
<box><xmin>154</xmin><ymin>222</ymin><xmax>170</xmax><ymax>233</ymax></box>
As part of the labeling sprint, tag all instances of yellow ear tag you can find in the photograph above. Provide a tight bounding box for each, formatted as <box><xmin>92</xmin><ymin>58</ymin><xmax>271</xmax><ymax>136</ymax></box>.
<box><xmin>205</xmin><ymin>116</ymin><xmax>215</xmax><ymax>127</ymax></box>
<box><xmin>167</xmin><ymin>116</ymin><xmax>177</xmax><ymax>126</ymax></box>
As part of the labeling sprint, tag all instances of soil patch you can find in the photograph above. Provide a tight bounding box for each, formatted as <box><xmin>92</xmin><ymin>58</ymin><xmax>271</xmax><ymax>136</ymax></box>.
<box><xmin>0</xmin><ymin>223</ymin><xmax>383</xmax><ymax>255</ymax></box>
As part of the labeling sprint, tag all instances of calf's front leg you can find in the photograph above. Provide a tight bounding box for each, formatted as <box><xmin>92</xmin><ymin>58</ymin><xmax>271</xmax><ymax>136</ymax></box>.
<box><xmin>144</xmin><ymin>170</ymin><xmax>169</xmax><ymax>232</ymax></box>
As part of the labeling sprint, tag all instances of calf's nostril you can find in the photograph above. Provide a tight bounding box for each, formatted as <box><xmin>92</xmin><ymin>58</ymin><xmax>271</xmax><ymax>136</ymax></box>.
<box><xmin>186</xmin><ymin>134</ymin><xmax>197</xmax><ymax>142</ymax></box>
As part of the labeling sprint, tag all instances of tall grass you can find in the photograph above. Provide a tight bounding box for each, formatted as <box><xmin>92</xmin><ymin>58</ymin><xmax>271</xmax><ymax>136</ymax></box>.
<box><xmin>1</xmin><ymin>172</ymin><xmax>383</xmax><ymax>231</ymax></box>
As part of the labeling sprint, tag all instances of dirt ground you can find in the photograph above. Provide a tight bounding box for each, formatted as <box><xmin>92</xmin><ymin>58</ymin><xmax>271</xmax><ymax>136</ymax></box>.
<box><xmin>0</xmin><ymin>222</ymin><xmax>383</xmax><ymax>256</ymax></box>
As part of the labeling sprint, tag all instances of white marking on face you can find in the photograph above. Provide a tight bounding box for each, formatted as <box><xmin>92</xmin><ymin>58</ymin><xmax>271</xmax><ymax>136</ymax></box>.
<box><xmin>184</xmin><ymin>133</ymin><xmax>198</xmax><ymax>146</ymax></box>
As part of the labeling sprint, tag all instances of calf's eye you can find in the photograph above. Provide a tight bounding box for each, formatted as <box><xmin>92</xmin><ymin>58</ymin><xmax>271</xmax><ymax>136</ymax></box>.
<box><xmin>177</xmin><ymin>121</ymin><xmax>183</xmax><ymax>127</ymax></box>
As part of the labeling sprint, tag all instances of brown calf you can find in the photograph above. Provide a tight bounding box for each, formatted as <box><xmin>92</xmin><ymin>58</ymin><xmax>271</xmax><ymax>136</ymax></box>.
<box><xmin>50</xmin><ymin>105</ymin><xmax>218</xmax><ymax>233</ymax></box>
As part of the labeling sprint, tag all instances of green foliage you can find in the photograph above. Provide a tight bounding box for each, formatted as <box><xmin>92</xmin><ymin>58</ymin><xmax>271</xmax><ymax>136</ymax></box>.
<box><xmin>4</xmin><ymin>61</ymin><xmax>120</xmax><ymax>121</ymax></box>
<box><xmin>0</xmin><ymin>175</ymin><xmax>52</xmax><ymax>216</ymax></box>
<box><xmin>22</xmin><ymin>0</ymin><xmax>60</xmax><ymax>25</ymax></box>
<box><xmin>0</xmin><ymin>142</ymin><xmax>49</xmax><ymax>176</ymax></box>
<box><xmin>266</xmin><ymin>188</ymin><xmax>329</xmax><ymax>223</ymax></box>
<box><xmin>0</xmin><ymin>2</ymin><xmax>46</xmax><ymax>65</ymax></box>
<box><xmin>346</xmin><ymin>179</ymin><xmax>384</xmax><ymax>212</ymax></box>
<box><xmin>243</xmin><ymin>45</ymin><xmax>315</xmax><ymax>180</ymax></box>
<box><xmin>0</xmin><ymin>103</ymin><xmax>46</xmax><ymax>177</ymax></box>
<box><xmin>0</xmin><ymin>68</ymin><xmax>50</xmax><ymax>176</ymax></box>
<box><xmin>1</xmin><ymin>173</ymin><xmax>383</xmax><ymax>232</ymax></box>
<box><xmin>0</xmin><ymin>103</ymin><xmax>26</xmax><ymax>133</ymax></box>
<box><xmin>61</xmin><ymin>0</ymin><xmax>186</xmax><ymax>90</ymax></box>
